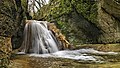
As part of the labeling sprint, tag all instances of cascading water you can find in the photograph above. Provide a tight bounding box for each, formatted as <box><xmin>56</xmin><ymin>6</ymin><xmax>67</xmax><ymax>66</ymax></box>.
<box><xmin>19</xmin><ymin>20</ymin><xmax>118</xmax><ymax>63</ymax></box>
<box><xmin>20</xmin><ymin>20</ymin><xmax>62</xmax><ymax>54</ymax></box>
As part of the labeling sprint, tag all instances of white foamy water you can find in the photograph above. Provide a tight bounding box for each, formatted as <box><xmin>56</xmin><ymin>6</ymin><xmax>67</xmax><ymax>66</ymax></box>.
<box><xmin>29</xmin><ymin>49</ymin><xmax>118</xmax><ymax>62</ymax></box>
<box><xmin>20</xmin><ymin>20</ymin><xmax>62</xmax><ymax>54</ymax></box>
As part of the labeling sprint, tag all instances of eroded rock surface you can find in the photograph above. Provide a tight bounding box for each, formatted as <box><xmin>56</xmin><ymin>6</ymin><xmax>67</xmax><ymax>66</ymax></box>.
<box><xmin>0</xmin><ymin>36</ymin><xmax>12</xmax><ymax>67</ymax></box>
<box><xmin>0</xmin><ymin>0</ymin><xmax>24</xmax><ymax>67</ymax></box>
<box><xmin>37</xmin><ymin>0</ymin><xmax>120</xmax><ymax>44</ymax></box>
<box><xmin>98</xmin><ymin>0</ymin><xmax>120</xmax><ymax>43</ymax></box>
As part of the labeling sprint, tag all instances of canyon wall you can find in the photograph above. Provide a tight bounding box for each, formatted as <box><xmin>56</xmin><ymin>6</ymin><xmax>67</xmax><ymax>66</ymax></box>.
<box><xmin>36</xmin><ymin>0</ymin><xmax>120</xmax><ymax>44</ymax></box>
<box><xmin>0</xmin><ymin>0</ymin><xmax>24</xmax><ymax>67</ymax></box>
<box><xmin>97</xmin><ymin>0</ymin><xmax>120</xmax><ymax>43</ymax></box>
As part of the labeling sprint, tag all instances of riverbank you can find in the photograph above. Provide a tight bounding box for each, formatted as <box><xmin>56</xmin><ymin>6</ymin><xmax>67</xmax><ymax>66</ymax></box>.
<box><xmin>9</xmin><ymin>54</ymin><xmax>120</xmax><ymax>68</ymax></box>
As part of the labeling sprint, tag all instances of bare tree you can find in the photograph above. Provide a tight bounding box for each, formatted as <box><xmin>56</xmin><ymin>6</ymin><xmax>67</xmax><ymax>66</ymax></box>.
<box><xmin>27</xmin><ymin>0</ymin><xmax>48</xmax><ymax>17</ymax></box>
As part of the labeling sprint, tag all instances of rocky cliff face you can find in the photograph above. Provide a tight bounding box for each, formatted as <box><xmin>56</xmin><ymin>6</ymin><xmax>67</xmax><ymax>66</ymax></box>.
<box><xmin>0</xmin><ymin>0</ymin><xmax>24</xmax><ymax>67</ymax></box>
<box><xmin>36</xmin><ymin>0</ymin><xmax>120</xmax><ymax>44</ymax></box>
<box><xmin>35</xmin><ymin>0</ymin><xmax>100</xmax><ymax>44</ymax></box>
<box><xmin>97</xmin><ymin>0</ymin><xmax>120</xmax><ymax>43</ymax></box>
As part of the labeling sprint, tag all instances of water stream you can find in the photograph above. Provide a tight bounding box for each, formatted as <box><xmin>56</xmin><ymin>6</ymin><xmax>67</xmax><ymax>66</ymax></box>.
<box><xmin>29</xmin><ymin>48</ymin><xmax>118</xmax><ymax>63</ymax></box>
<box><xmin>19</xmin><ymin>20</ymin><xmax>118</xmax><ymax>63</ymax></box>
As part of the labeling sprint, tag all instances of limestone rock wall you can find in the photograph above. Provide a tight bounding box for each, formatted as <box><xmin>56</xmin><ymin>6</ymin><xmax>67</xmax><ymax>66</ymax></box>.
<box><xmin>36</xmin><ymin>0</ymin><xmax>120</xmax><ymax>44</ymax></box>
<box><xmin>35</xmin><ymin>0</ymin><xmax>100</xmax><ymax>44</ymax></box>
<box><xmin>97</xmin><ymin>0</ymin><xmax>120</xmax><ymax>43</ymax></box>
<box><xmin>0</xmin><ymin>0</ymin><xmax>25</xmax><ymax>67</ymax></box>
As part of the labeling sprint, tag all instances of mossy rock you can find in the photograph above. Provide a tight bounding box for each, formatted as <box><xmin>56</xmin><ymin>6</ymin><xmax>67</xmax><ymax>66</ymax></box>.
<box><xmin>0</xmin><ymin>0</ymin><xmax>24</xmax><ymax>37</ymax></box>
<box><xmin>0</xmin><ymin>0</ymin><xmax>25</xmax><ymax>67</ymax></box>
<box><xmin>35</xmin><ymin>0</ymin><xmax>99</xmax><ymax>44</ymax></box>
<box><xmin>36</xmin><ymin>0</ymin><xmax>120</xmax><ymax>44</ymax></box>
<box><xmin>0</xmin><ymin>36</ymin><xmax>12</xmax><ymax>67</ymax></box>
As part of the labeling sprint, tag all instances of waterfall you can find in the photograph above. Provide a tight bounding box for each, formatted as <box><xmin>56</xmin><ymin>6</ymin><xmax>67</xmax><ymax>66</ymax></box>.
<box><xmin>18</xmin><ymin>20</ymin><xmax>119</xmax><ymax>63</ymax></box>
<box><xmin>20</xmin><ymin>20</ymin><xmax>61</xmax><ymax>54</ymax></box>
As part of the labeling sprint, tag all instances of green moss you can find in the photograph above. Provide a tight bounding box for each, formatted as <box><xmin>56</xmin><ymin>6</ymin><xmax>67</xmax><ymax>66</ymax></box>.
<box><xmin>73</xmin><ymin>0</ymin><xmax>98</xmax><ymax>23</ymax></box>
<box><xmin>35</xmin><ymin>0</ymin><xmax>98</xmax><ymax>44</ymax></box>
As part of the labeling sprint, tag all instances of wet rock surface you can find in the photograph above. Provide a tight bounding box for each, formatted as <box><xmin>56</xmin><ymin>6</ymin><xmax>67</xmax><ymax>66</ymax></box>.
<box><xmin>10</xmin><ymin>51</ymin><xmax>120</xmax><ymax>68</ymax></box>
<box><xmin>10</xmin><ymin>44</ymin><xmax>120</xmax><ymax>68</ymax></box>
